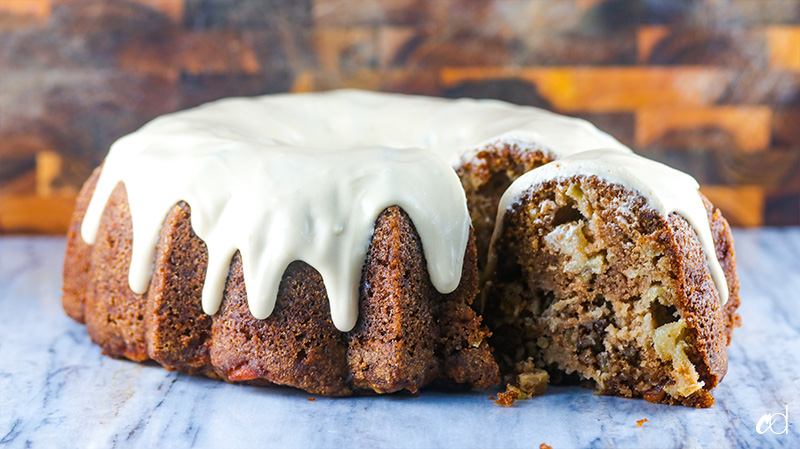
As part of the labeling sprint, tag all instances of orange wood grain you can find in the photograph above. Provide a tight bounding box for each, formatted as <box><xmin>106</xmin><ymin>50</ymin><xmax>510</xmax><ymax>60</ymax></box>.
<box><xmin>178</xmin><ymin>31</ymin><xmax>261</xmax><ymax>75</ymax></box>
<box><xmin>313</xmin><ymin>27</ymin><xmax>378</xmax><ymax>75</ymax></box>
<box><xmin>637</xmin><ymin>26</ymin><xmax>670</xmax><ymax>63</ymax></box>
<box><xmin>0</xmin><ymin>171</ymin><xmax>36</xmax><ymax>195</ymax></box>
<box><xmin>378</xmin><ymin>26</ymin><xmax>417</xmax><ymax>68</ymax></box>
<box><xmin>130</xmin><ymin>0</ymin><xmax>184</xmax><ymax>22</ymax></box>
<box><xmin>700</xmin><ymin>186</ymin><xmax>765</xmax><ymax>227</ymax></box>
<box><xmin>0</xmin><ymin>193</ymin><xmax>76</xmax><ymax>234</ymax></box>
<box><xmin>767</xmin><ymin>26</ymin><xmax>800</xmax><ymax>71</ymax></box>
<box><xmin>576</xmin><ymin>0</ymin><xmax>612</xmax><ymax>8</ymax></box>
<box><xmin>441</xmin><ymin>67</ymin><xmax>733</xmax><ymax>112</ymax></box>
<box><xmin>637</xmin><ymin>107</ymin><xmax>773</xmax><ymax>153</ymax></box>
<box><xmin>51</xmin><ymin>0</ymin><xmax>183</xmax><ymax>20</ymax></box>
<box><xmin>0</xmin><ymin>0</ymin><xmax>50</xmax><ymax>19</ymax></box>
<box><xmin>117</xmin><ymin>37</ymin><xmax>180</xmax><ymax>81</ymax></box>
<box><xmin>1</xmin><ymin>0</ymin><xmax>797</xmax><ymax>229</ymax></box>
<box><xmin>291</xmin><ymin>71</ymin><xmax>316</xmax><ymax>93</ymax></box>
<box><xmin>36</xmin><ymin>150</ymin><xmax>62</xmax><ymax>196</ymax></box>
<box><xmin>313</xmin><ymin>0</ymin><xmax>423</xmax><ymax>27</ymax></box>
<box><xmin>313</xmin><ymin>68</ymin><xmax>440</xmax><ymax>95</ymax></box>
<box><xmin>118</xmin><ymin>30</ymin><xmax>260</xmax><ymax>79</ymax></box>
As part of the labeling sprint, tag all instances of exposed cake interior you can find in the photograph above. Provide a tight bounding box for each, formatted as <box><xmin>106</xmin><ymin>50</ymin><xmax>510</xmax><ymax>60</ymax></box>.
<box><xmin>456</xmin><ymin>143</ymin><xmax>553</xmax><ymax>267</ymax></box>
<box><xmin>483</xmin><ymin>176</ymin><xmax>713</xmax><ymax>404</ymax></box>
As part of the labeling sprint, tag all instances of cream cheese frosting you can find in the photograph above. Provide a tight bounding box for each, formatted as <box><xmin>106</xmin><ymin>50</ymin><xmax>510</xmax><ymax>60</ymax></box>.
<box><xmin>492</xmin><ymin>149</ymin><xmax>729</xmax><ymax>305</ymax></box>
<box><xmin>80</xmin><ymin>89</ymin><xmax>726</xmax><ymax>332</ymax></box>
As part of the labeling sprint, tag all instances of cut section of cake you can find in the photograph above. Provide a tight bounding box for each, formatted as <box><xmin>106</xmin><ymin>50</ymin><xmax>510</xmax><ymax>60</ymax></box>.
<box><xmin>483</xmin><ymin>150</ymin><xmax>740</xmax><ymax>407</ymax></box>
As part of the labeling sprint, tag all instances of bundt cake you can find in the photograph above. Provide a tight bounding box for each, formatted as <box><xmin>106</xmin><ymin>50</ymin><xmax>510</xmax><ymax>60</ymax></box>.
<box><xmin>62</xmin><ymin>89</ymin><xmax>739</xmax><ymax>405</ymax></box>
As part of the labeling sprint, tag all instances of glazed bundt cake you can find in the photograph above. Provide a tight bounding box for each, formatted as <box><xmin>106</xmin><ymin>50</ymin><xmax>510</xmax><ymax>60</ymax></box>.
<box><xmin>62</xmin><ymin>90</ymin><xmax>739</xmax><ymax>405</ymax></box>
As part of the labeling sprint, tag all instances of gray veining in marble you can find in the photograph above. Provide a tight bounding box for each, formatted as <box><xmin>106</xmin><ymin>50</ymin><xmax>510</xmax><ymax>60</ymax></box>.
<box><xmin>1</xmin><ymin>230</ymin><xmax>798</xmax><ymax>448</ymax></box>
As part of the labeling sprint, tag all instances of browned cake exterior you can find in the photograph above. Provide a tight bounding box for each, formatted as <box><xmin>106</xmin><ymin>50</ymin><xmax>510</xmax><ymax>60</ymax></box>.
<box><xmin>62</xmin><ymin>168</ymin><xmax>500</xmax><ymax>396</ymax></box>
<box><xmin>63</xmin><ymin>140</ymin><xmax>740</xmax><ymax>405</ymax></box>
<box><xmin>484</xmin><ymin>176</ymin><xmax>740</xmax><ymax>407</ymax></box>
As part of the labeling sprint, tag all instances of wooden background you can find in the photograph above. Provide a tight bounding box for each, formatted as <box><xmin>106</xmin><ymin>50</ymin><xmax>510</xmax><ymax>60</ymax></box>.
<box><xmin>1</xmin><ymin>0</ymin><xmax>799</xmax><ymax>233</ymax></box>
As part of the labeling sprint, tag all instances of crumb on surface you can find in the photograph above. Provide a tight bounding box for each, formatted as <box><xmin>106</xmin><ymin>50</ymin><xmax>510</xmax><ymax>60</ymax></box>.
<box><xmin>494</xmin><ymin>389</ymin><xmax>519</xmax><ymax>407</ymax></box>
<box><xmin>308</xmin><ymin>397</ymin><xmax>316</xmax><ymax>402</ymax></box>
<box><xmin>489</xmin><ymin>395</ymin><xmax>495</xmax><ymax>400</ymax></box>
<box><xmin>516</xmin><ymin>368</ymin><xmax>549</xmax><ymax>397</ymax></box>
<box><xmin>495</xmin><ymin>364</ymin><xmax>549</xmax><ymax>407</ymax></box>
<box><xmin>540</xmin><ymin>443</ymin><xmax>552</xmax><ymax>449</ymax></box>
<box><xmin>637</xmin><ymin>418</ymin><xmax>648</xmax><ymax>427</ymax></box>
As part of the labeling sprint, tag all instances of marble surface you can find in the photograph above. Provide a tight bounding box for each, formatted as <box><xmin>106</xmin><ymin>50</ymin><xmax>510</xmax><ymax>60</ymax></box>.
<box><xmin>1</xmin><ymin>230</ymin><xmax>798</xmax><ymax>448</ymax></box>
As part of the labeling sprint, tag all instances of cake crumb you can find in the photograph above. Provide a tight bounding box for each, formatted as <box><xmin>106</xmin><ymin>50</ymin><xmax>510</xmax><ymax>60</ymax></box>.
<box><xmin>494</xmin><ymin>389</ymin><xmax>519</xmax><ymax>407</ymax></box>
<box><xmin>637</xmin><ymin>418</ymin><xmax>648</xmax><ymax>427</ymax></box>
<box><xmin>308</xmin><ymin>397</ymin><xmax>316</xmax><ymax>402</ymax></box>
<box><xmin>496</xmin><ymin>361</ymin><xmax>550</xmax><ymax>408</ymax></box>
<box><xmin>489</xmin><ymin>395</ymin><xmax>495</xmax><ymax>400</ymax></box>
<box><xmin>540</xmin><ymin>443</ymin><xmax>552</xmax><ymax>449</ymax></box>
<box><xmin>517</xmin><ymin>369</ymin><xmax>549</xmax><ymax>397</ymax></box>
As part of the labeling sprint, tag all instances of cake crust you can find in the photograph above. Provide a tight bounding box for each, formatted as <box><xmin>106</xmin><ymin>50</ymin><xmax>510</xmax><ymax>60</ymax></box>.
<box><xmin>62</xmin><ymin>169</ymin><xmax>500</xmax><ymax>395</ymax></box>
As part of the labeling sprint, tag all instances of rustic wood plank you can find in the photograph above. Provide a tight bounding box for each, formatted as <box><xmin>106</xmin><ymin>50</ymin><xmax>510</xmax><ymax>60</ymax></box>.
<box><xmin>0</xmin><ymin>0</ymin><xmax>50</xmax><ymax>19</ymax></box>
<box><xmin>377</xmin><ymin>26</ymin><xmax>417</xmax><ymax>68</ymax></box>
<box><xmin>441</xmin><ymin>67</ymin><xmax>733</xmax><ymax>112</ymax></box>
<box><xmin>767</xmin><ymin>26</ymin><xmax>800</xmax><ymax>71</ymax></box>
<box><xmin>772</xmin><ymin>108</ymin><xmax>800</xmax><ymax>146</ymax></box>
<box><xmin>291</xmin><ymin>71</ymin><xmax>315</xmax><ymax>93</ymax></box>
<box><xmin>52</xmin><ymin>0</ymin><xmax>184</xmax><ymax>21</ymax></box>
<box><xmin>178</xmin><ymin>31</ymin><xmax>261</xmax><ymax>75</ymax></box>
<box><xmin>1</xmin><ymin>0</ymin><xmax>799</xmax><ymax>229</ymax></box>
<box><xmin>700</xmin><ymin>186</ymin><xmax>765</xmax><ymax>228</ymax></box>
<box><xmin>118</xmin><ymin>30</ymin><xmax>261</xmax><ymax>78</ymax></box>
<box><xmin>313</xmin><ymin>0</ymin><xmax>429</xmax><ymax>27</ymax></box>
<box><xmin>0</xmin><ymin>193</ymin><xmax>76</xmax><ymax>234</ymax></box>
<box><xmin>314</xmin><ymin>68</ymin><xmax>441</xmax><ymax>95</ymax></box>
<box><xmin>637</xmin><ymin>26</ymin><xmax>670</xmax><ymax>63</ymax></box>
<box><xmin>313</xmin><ymin>27</ymin><xmax>378</xmax><ymax>74</ymax></box>
<box><xmin>35</xmin><ymin>150</ymin><xmax>62</xmax><ymax>196</ymax></box>
<box><xmin>131</xmin><ymin>0</ymin><xmax>184</xmax><ymax>22</ymax></box>
<box><xmin>637</xmin><ymin>107</ymin><xmax>772</xmax><ymax>153</ymax></box>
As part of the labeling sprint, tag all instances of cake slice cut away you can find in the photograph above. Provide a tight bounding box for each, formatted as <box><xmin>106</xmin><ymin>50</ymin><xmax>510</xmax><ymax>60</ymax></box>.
<box><xmin>484</xmin><ymin>154</ymin><xmax>740</xmax><ymax>407</ymax></box>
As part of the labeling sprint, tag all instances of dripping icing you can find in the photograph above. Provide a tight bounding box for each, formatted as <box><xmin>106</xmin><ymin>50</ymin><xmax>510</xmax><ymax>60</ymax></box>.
<box><xmin>81</xmin><ymin>143</ymin><xmax>471</xmax><ymax>332</ymax></box>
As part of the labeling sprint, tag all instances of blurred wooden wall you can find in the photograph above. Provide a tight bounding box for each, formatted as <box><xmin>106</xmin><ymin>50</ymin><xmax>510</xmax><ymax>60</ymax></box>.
<box><xmin>1</xmin><ymin>0</ymin><xmax>799</xmax><ymax>233</ymax></box>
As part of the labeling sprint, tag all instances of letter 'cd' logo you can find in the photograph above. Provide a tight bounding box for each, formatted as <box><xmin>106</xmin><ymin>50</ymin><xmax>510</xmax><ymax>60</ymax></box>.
<box><xmin>756</xmin><ymin>405</ymin><xmax>789</xmax><ymax>435</ymax></box>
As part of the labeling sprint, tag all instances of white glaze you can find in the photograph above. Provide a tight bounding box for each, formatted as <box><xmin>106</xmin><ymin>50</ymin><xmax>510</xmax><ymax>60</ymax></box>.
<box><xmin>80</xmin><ymin>89</ymin><xmax>726</xmax><ymax>332</ymax></box>
<box><xmin>492</xmin><ymin>149</ymin><xmax>729</xmax><ymax>304</ymax></box>
<box><xmin>81</xmin><ymin>142</ymin><xmax>473</xmax><ymax>332</ymax></box>
<box><xmin>80</xmin><ymin>90</ymin><xmax>626</xmax><ymax>331</ymax></box>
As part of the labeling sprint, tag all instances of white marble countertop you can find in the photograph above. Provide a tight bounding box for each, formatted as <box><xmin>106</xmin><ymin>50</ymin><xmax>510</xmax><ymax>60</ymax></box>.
<box><xmin>1</xmin><ymin>230</ymin><xmax>798</xmax><ymax>448</ymax></box>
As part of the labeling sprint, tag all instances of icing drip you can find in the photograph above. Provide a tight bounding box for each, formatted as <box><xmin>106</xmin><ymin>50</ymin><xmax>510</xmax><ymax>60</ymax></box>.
<box><xmin>81</xmin><ymin>143</ymin><xmax>470</xmax><ymax>332</ymax></box>
<box><xmin>80</xmin><ymin>90</ymin><xmax>627</xmax><ymax>332</ymax></box>
<box><xmin>493</xmin><ymin>150</ymin><xmax>729</xmax><ymax>305</ymax></box>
